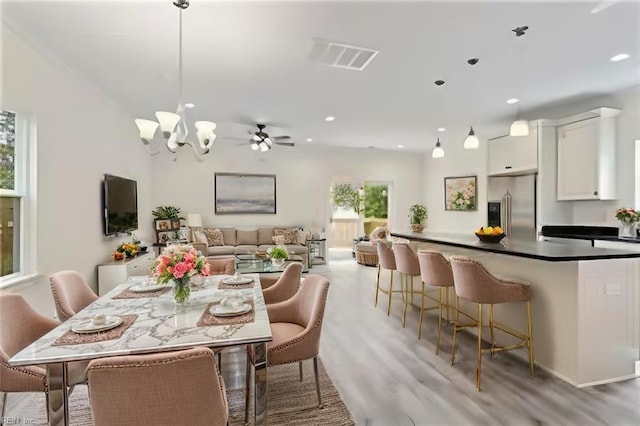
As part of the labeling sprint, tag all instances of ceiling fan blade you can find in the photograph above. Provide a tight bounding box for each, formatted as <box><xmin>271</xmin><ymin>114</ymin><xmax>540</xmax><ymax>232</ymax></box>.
<box><xmin>272</xmin><ymin>135</ymin><xmax>291</xmax><ymax>141</ymax></box>
<box><xmin>274</xmin><ymin>141</ymin><xmax>295</xmax><ymax>147</ymax></box>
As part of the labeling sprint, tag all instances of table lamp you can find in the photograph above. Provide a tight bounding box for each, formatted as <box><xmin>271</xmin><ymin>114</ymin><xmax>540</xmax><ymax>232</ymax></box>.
<box><xmin>186</xmin><ymin>213</ymin><xmax>203</xmax><ymax>242</ymax></box>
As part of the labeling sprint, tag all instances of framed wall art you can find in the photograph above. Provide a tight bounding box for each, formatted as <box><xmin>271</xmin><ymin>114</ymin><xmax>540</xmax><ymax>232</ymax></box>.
<box><xmin>444</xmin><ymin>175</ymin><xmax>477</xmax><ymax>211</ymax></box>
<box><xmin>214</xmin><ymin>173</ymin><xmax>276</xmax><ymax>214</ymax></box>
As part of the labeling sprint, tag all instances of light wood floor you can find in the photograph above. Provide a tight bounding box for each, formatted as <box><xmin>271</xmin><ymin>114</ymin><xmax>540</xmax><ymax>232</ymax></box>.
<box><xmin>3</xmin><ymin>248</ymin><xmax>640</xmax><ymax>425</ymax></box>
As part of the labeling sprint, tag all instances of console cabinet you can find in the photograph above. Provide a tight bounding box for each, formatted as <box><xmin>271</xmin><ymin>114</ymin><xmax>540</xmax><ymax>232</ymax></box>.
<box><xmin>556</xmin><ymin>108</ymin><xmax>620</xmax><ymax>201</ymax></box>
<box><xmin>97</xmin><ymin>251</ymin><xmax>155</xmax><ymax>296</ymax></box>
<box><xmin>487</xmin><ymin>125</ymin><xmax>538</xmax><ymax>176</ymax></box>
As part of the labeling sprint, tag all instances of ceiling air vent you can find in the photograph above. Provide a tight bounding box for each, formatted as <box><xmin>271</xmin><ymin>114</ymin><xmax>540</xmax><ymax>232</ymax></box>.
<box><xmin>308</xmin><ymin>38</ymin><xmax>379</xmax><ymax>71</ymax></box>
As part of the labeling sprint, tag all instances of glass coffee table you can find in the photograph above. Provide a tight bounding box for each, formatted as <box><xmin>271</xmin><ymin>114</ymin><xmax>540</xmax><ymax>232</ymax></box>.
<box><xmin>235</xmin><ymin>254</ymin><xmax>306</xmax><ymax>273</ymax></box>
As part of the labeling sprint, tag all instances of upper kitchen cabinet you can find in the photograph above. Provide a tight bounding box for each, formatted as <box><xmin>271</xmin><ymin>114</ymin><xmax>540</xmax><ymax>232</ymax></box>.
<box><xmin>488</xmin><ymin>124</ymin><xmax>538</xmax><ymax>176</ymax></box>
<box><xmin>556</xmin><ymin>107</ymin><xmax>620</xmax><ymax>201</ymax></box>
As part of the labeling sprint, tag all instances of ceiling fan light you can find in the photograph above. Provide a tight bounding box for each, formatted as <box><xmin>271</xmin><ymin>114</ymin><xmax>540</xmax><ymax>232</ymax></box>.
<box><xmin>510</xmin><ymin>120</ymin><xmax>530</xmax><ymax>136</ymax></box>
<box><xmin>135</xmin><ymin>119</ymin><xmax>159</xmax><ymax>143</ymax></box>
<box><xmin>265</xmin><ymin>137</ymin><xmax>272</xmax><ymax>146</ymax></box>
<box><xmin>259</xmin><ymin>141</ymin><xmax>270</xmax><ymax>152</ymax></box>
<box><xmin>155</xmin><ymin>111</ymin><xmax>181</xmax><ymax>137</ymax></box>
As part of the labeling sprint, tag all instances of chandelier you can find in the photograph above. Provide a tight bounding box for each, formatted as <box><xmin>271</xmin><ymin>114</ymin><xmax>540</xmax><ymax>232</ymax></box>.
<box><xmin>134</xmin><ymin>0</ymin><xmax>216</xmax><ymax>158</ymax></box>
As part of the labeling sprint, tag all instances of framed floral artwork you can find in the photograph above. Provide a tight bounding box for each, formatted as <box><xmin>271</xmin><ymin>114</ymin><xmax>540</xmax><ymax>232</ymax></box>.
<box><xmin>444</xmin><ymin>175</ymin><xmax>477</xmax><ymax>211</ymax></box>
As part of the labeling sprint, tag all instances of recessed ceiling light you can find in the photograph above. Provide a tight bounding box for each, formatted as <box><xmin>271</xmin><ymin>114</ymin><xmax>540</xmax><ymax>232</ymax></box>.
<box><xmin>185</xmin><ymin>103</ymin><xmax>195</xmax><ymax>108</ymax></box>
<box><xmin>506</xmin><ymin>98</ymin><xmax>519</xmax><ymax>104</ymax></box>
<box><xmin>610</xmin><ymin>53</ymin><xmax>630</xmax><ymax>62</ymax></box>
<box><xmin>397</xmin><ymin>144</ymin><xmax>404</xmax><ymax>149</ymax></box>
<box><xmin>437</xmin><ymin>127</ymin><xmax>446</xmax><ymax>132</ymax></box>
<box><xmin>325</xmin><ymin>116</ymin><xmax>335</xmax><ymax>122</ymax></box>
<box><xmin>306</xmin><ymin>138</ymin><xmax>313</xmax><ymax>142</ymax></box>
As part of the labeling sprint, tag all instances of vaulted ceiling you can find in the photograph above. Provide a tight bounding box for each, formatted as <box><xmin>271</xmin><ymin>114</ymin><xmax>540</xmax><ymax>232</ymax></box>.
<box><xmin>2</xmin><ymin>0</ymin><xmax>639</xmax><ymax>152</ymax></box>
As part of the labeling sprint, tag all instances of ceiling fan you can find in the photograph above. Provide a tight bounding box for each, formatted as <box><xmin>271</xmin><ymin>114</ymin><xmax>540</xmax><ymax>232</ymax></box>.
<box><xmin>249</xmin><ymin>124</ymin><xmax>295</xmax><ymax>152</ymax></box>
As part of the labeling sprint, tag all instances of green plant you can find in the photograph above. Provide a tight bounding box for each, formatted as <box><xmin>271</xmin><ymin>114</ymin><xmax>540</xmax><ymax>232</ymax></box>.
<box><xmin>409</xmin><ymin>204</ymin><xmax>428</xmax><ymax>224</ymax></box>
<box><xmin>330</xmin><ymin>183</ymin><xmax>363</xmax><ymax>214</ymax></box>
<box><xmin>152</xmin><ymin>206</ymin><xmax>183</xmax><ymax>220</ymax></box>
<box><xmin>363</xmin><ymin>185</ymin><xmax>388</xmax><ymax>218</ymax></box>
<box><xmin>268</xmin><ymin>246</ymin><xmax>289</xmax><ymax>259</ymax></box>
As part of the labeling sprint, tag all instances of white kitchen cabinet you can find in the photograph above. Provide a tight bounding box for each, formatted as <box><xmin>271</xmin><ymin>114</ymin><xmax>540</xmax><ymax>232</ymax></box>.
<box><xmin>488</xmin><ymin>125</ymin><xmax>538</xmax><ymax>176</ymax></box>
<box><xmin>97</xmin><ymin>251</ymin><xmax>155</xmax><ymax>296</ymax></box>
<box><xmin>556</xmin><ymin>108</ymin><xmax>620</xmax><ymax>201</ymax></box>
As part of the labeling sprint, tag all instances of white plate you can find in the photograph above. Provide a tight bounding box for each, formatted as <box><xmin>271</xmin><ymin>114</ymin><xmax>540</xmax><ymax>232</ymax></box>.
<box><xmin>72</xmin><ymin>316</ymin><xmax>123</xmax><ymax>334</ymax></box>
<box><xmin>128</xmin><ymin>276</ymin><xmax>150</xmax><ymax>283</ymax></box>
<box><xmin>221</xmin><ymin>277</ymin><xmax>254</xmax><ymax>285</ymax></box>
<box><xmin>209</xmin><ymin>303</ymin><xmax>253</xmax><ymax>317</ymax></box>
<box><xmin>128</xmin><ymin>283</ymin><xmax>166</xmax><ymax>293</ymax></box>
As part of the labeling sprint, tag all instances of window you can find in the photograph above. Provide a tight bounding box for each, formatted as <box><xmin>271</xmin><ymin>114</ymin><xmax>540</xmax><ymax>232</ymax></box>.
<box><xmin>0</xmin><ymin>109</ymin><xmax>36</xmax><ymax>285</ymax></box>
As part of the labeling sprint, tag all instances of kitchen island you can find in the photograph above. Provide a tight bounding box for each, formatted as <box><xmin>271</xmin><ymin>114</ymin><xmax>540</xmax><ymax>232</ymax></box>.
<box><xmin>391</xmin><ymin>230</ymin><xmax>640</xmax><ymax>387</ymax></box>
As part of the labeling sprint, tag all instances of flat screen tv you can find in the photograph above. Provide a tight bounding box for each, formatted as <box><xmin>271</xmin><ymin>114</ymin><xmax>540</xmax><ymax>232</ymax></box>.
<box><xmin>103</xmin><ymin>174</ymin><xmax>138</xmax><ymax>236</ymax></box>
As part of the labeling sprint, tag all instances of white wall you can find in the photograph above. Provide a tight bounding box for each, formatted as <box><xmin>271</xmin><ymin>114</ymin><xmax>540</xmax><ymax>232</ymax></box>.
<box><xmin>150</xmin><ymin>143</ymin><xmax>423</xmax><ymax>236</ymax></box>
<box><xmin>1</xmin><ymin>25</ymin><xmax>152</xmax><ymax>314</ymax></box>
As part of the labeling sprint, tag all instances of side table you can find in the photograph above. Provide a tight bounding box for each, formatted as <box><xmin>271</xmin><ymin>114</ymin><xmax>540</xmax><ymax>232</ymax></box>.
<box><xmin>307</xmin><ymin>238</ymin><xmax>327</xmax><ymax>266</ymax></box>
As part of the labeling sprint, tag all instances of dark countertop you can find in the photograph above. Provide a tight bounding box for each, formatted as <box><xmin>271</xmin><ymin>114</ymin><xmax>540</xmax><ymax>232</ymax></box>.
<box><xmin>390</xmin><ymin>231</ymin><xmax>640</xmax><ymax>262</ymax></box>
<box><xmin>541</xmin><ymin>225</ymin><xmax>640</xmax><ymax>244</ymax></box>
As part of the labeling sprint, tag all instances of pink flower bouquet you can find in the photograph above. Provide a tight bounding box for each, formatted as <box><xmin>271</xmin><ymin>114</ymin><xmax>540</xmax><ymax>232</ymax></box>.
<box><xmin>153</xmin><ymin>244</ymin><xmax>210</xmax><ymax>284</ymax></box>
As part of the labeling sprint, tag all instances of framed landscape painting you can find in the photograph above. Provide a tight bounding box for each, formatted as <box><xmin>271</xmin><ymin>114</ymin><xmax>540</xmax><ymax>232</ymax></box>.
<box><xmin>444</xmin><ymin>175</ymin><xmax>477</xmax><ymax>211</ymax></box>
<box><xmin>214</xmin><ymin>173</ymin><xmax>276</xmax><ymax>214</ymax></box>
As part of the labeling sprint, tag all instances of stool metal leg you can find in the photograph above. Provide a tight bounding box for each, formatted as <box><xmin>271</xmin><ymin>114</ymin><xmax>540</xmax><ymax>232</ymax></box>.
<box><xmin>387</xmin><ymin>270</ymin><xmax>394</xmax><ymax>316</ymax></box>
<box><xmin>402</xmin><ymin>274</ymin><xmax>409</xmax><ymax>328</ymax></box>
<box><xmin>527</xmin><ymin>301</ymin><xmax>535</xmax><ymax>378</ymax></box>
<box><xmin>436</xmin><ymin>287</ymin><xmax>444</xmax><ymax>355</ymax></box>
<box><xmin>451</xmin><ymin>296</ymin><xmax>460</xmax><ymax>366</ymax></box>
<box><xmin>476</xmin><ymin>303</ymin><xmax>483</xmax><ymax>391</ymax></box>
<box><xmin>374</xmin><ymin>264</ymin><xmax>381</xmax><ymax>307</ymax></box>
<box><xmin>418</xmin><ymin>281</ymin><xmax>425</xmax><ymax>339</ymax></box>
<box><xmin>489</xmin><ymin>304</ymin><xmax>496</xmax><ymax>358</ymax></box>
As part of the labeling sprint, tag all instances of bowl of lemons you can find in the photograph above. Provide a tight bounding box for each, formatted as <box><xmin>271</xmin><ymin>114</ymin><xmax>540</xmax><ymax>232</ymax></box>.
<box><xmin>474</xmin><ymin>226</ymin><xmax>506</xmax><ymax>243</ymax></box>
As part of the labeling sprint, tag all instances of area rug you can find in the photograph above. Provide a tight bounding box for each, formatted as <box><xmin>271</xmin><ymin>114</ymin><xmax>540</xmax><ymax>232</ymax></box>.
<box><xmin>24</xmin><ymin>359</ymin><xmax>353</xmax><ymax>425</ymax></box>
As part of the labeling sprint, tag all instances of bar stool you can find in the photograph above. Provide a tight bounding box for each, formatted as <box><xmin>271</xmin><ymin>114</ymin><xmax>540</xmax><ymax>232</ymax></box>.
<box><xmin>416</xmin><ymin>250</ymin><xmax>455</xmax><ymax>351</ymax></box>
<box><xmin>393</xmin><ymin>243</ymin><xmax>431</xmax><ymax>329</ymax></box>
<box><xmin>375</xmin><ymin>241</ymin><xmax>403</xmax><ymax>315</ymax></box>
<box><xmin>449</xmin><ymin>255</ymin><xmax>534</xmax><ymax>391</ymax></box>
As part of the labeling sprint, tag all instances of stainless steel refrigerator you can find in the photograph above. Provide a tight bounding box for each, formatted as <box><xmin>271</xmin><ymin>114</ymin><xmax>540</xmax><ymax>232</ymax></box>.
<box><xmin>487</xmin><ymin>174</ymin><xmax>537</xmax><ymax>241</ymax></box>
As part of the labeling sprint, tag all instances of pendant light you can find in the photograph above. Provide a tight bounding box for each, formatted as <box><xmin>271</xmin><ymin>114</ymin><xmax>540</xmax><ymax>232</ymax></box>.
<box><xmin>463</xmin><ymin>126</ymin><xmax>479</xmax><ymax>149</ymax></box>
<box><xmin>508</xmin><ymin>26</ymin><xmax>529</xmax><ymax>137</ymax></box>
<box><xmin>432</xmin><ymin>138</ymin><xmax>445</xmax><ymax>158</ymax></box>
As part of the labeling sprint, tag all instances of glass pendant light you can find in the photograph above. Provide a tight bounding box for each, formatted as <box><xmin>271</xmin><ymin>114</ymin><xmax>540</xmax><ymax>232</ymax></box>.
<box><xmin>510</xmin><ymin>119</ymin><xmax>529</xmax><ymax>136</ymax></box>
<box><xmin>463</xmin><ymin>126</ymin><xmax>479</xmax><ymax>149</ymax></box>
<box><xmin>432</xmin><ymin>138</ymin><xmax>445</xmax><ymax>158</ymax></box>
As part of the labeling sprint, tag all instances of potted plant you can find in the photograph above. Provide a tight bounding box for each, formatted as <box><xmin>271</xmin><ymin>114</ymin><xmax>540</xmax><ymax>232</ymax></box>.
<box><xmin>268</xmin><ymin>246</ymin><xmax>289</xmax><ymax>266</ymax></box>
<box><xmin>152</xmin><ymin>206</ymin><xmax>183</xmax><ymax>220</ymax></box>
<box><xmin>409</xmin><ymin>204</ymin><xmax>428</xmax><ymax>233</ymax></box>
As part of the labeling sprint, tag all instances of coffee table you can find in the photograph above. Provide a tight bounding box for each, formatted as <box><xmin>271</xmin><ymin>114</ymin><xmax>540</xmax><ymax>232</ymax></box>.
<box><xmin>235</xmin><ymin>254</ymin><xmax>307</xmax><ymax>273</ymax></box>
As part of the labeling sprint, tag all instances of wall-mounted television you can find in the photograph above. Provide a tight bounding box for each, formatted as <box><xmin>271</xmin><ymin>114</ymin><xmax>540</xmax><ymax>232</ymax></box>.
<box><xmin>103</xmin><ymin>174</ymin><xmax>138</xmax><ymax>236</ymax></box>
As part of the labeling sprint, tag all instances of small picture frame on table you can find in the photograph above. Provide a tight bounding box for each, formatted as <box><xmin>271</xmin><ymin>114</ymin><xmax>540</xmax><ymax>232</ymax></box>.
<box><xmin>155</xmin><ymin>219</ymin><xmax>172</xmax><ymax>231</ymax></box>
<box><xmin>157</xmin><ymin>231</ymin><xmax>172</xmax><ymax>243</ymax></box>
<box><xmin>171</xmin><ymin>219</ymin><xmax>181</xmax><ymax>230</ymax></box>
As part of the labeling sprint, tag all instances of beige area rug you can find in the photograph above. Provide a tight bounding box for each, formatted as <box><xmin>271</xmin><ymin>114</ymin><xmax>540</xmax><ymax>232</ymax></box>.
<box><xmin>24</xmin><ymin>360</ymin><xmax>353</xmax><ymax>425</ymax></box>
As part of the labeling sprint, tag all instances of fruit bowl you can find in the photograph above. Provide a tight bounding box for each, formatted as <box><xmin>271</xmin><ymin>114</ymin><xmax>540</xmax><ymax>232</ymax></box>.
<box><xmin>474</xmin><ymin>232</ymin><xmax>506</xmax><ymax>243</ymax></box>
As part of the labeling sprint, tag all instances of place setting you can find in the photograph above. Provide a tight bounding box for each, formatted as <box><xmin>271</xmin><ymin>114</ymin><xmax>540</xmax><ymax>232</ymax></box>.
<box><xmin>218</xmin><ymin>272</ymin><xmax>255</xmax><ymax>289</ymax></box>
<box><xmin>53</xmin><ymin>313</ymin><xmax>138</xmax><ymax>346</ymax></box>
<box><xmin>113</xmin><ymin>276</ymin><xmax>172</xmax><ymax>299</ymax></box>
<box><xmin>197</xmin><ymin>291</ymin><xmax>255</xmax><ymax>326</ymax></box>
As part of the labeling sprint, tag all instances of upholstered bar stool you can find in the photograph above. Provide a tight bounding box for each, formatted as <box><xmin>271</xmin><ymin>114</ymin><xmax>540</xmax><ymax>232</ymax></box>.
<box><xmin>449</xmin><ymin>255</ymin><xmax>534</xmax><ymax>391</ymax></box>
<box><xmin>416</xmin><ymin>250</ymin><xmax>455</xmax><ymax>350</ymax></box>
<box><xmin>393</xmin><ymin>243</ymin><xmax>433</xmax><ymax>329</ymax></box>
<box><xmin>374</xmin><ymin>241</ymin><xmax>403</xmax><ymax>316</ymax></box>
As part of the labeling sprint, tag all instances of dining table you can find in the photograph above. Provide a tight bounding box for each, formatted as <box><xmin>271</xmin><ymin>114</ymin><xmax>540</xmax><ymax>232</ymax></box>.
<box><xmin>9</xmin><ymin>273</ymin><xmax>272</xmax><ymax>426</ymax></box>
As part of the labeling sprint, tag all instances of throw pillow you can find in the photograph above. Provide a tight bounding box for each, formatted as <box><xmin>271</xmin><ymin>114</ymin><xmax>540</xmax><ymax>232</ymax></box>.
<box><xmin>194</xmin><ymin>231</ymin><xmax>208</xmax><ymax>244</ymax></box>
<box><xmin>274</xmin><ymin>228</ymin><xmax>298</xmax><ymax>245</ymax></box>
<box><xmin>297</xmin><ymin>230</ymin><xmax>309</xmax><ymax>246</ymax></box>
<box><xmin>203</xmin><ymin>228</ymin><xmax>225</xmax><ymax>246</ymax></box>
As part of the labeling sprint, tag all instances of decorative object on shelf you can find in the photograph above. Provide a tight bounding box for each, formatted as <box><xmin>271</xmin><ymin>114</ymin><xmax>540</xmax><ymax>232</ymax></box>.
<box><xmin>214</xmin><ymin>173</ymin><xmax>276</xmax><ymax>214</ymax></box>
<box><xmin>113</xmin><ymin>242</ymin><xmax>141</xmax><ymax>259</ymax></box>
<box><xmin>153</xmin><ymin>244</ymin><xmax>210</xmax><ymax>305</ymax></box>
<box><xmin>267</xmin><ymin>246</ymin><xmax>289</xmax><ymax>267</ymax></box>
<box><xmin>134</xmin><ymin>0</ymin><xmax>216</xmax><ymax>159</ymax></box>
<box><xmin>444</xmin><ymin>175</ymin><xmax>477</xmax><ymax>211</ymax></box>
<box><xmin>152</xmin><ymin>206</ymin><xmax>183</xmax><ymax>220</ymax></box>
<box><xmin>153</xmin><ymin>206</ymin><xmax>183</xmax><ymax>243</ymax></box>
<box><xmin>615</xmin><ymin>208</ymin><xmax>639</xmax><ymax>238</ymax></box>
<box><xmin>409</xmin><ymin>204</ymin><xmax>428</xmax><ymax>233</ymax></box>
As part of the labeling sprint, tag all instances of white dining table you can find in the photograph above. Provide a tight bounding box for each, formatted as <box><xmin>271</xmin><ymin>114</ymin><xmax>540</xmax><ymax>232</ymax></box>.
<box><xmin>9</xmin><ymin>273</ymin><xmax>272</xmax><ymax>426</ymax></box>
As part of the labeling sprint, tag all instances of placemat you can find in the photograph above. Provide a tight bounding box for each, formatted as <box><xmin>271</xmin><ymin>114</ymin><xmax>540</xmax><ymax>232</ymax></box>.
<box><xmin>113</xmin><ymin>286</ymin><xmax>172</xmax><ymax>299</ymax></box>
<box><xmin>218</xmin><ymin>278</ymin><xmax>255</xmax><ymax>290</ymax></box>
<box><xmin>53</xmin><ymin>314</ymin><xmax>138</xmax><ymax>346</ymax></box>
<box><xmin>197</xmin><ymin>300</ymin><xmax>255</xmax><ymax>326</ymax></box>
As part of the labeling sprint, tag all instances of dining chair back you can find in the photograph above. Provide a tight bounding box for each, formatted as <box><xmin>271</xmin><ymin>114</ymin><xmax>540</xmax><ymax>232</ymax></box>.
<box><xmin>49</xmin><ymin>270</ymin><xmax>98</xmax><ymax>322</ymax></box>
<box><xmin>206</xmin><ymin>258</ymin><xmax>236</xmax><ymax>275</ymax></box>
<box><xmin>392</xmin><ymin>243</ymin><xmax>421</xmax><ymax>327</ymax></box>
<box><xmin>262</xmin><ymin>262</ymin><xmax>303</xmax><ymax>305</ymax></box>
<box><xmin>87</xmin><ymin>347</ymin><xmax>228</xmax><ymax>426</ymax></box>
<box><xmin>417</xmin><ymin>250</ymin><xmax>454</xmax><ymax>349</ymax></box>
<box><xmin>374</xmin><ymin>241</ymin><xmax>402</xmax><ymax>316</ymax></box>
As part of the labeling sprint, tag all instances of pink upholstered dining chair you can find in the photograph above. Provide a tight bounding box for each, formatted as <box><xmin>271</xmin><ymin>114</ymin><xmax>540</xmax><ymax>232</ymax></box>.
<box><xmin>49</xmin><ymin>270</ymin><xmax>98</xmax><ymax>322</ymax></box>
<box><xmin>206</xmin><ymin>258</ymin><xmax>236</xmax><ymax>275</ymax></box>
<box><xmin>87</xmin><ymin>347</ymin><xmax>228</xmax><ymax>426</ymax></box>
<box><xmin>0</xmin><ymin>294</ymin><xmax>87</xmax><ymax>420</ymax></box>
<box><xmin>417</xmin><ymin>250</ymin><xmax>455</xmax><ymax>351</ymax></box>
<box><xmin>246</xmin><ymin>274</ymin><xmax>330</xmax><ymax>419</ymax></box>
<box><xmin>262</xmin><ymin>262</ymin><xmax>303</xmax><ymax>305</ymax></box>
<box><xmin>375</xmin><ymin>241</ymin><xmax>403</xmax><ymax>316</ymax></box>
<box><xmin>449</xmin><ymin>255</ymin><xmax>534</xmax><ymax>391</ymax></box>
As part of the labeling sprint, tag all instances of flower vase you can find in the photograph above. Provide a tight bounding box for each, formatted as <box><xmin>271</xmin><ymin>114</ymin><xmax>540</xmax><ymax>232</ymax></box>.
<box><xmin>271</xmin><ymin>258</ymin><xmax>285</xmax><ymax>267</ymax></box>
<box><xmin>172</xmin><ymin>277</ymin><xmax>191</xmax><ymax>306</ymax></box>
<box><xmin>619</xmin><ymin>221</ymin><xmax>637</xmax><ymax>238</ymax></box>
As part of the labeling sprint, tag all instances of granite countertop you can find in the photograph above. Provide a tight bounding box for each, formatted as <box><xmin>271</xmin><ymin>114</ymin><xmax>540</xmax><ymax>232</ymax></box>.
<box><xmin>541</xmin><ymin>225</ymin><xmax>640</xmax><ymax>244</ymax></box>
<box><xmin>390</xmin><ymin>230</ymin><xmax>640</xmax><ymax>262</ymax></box>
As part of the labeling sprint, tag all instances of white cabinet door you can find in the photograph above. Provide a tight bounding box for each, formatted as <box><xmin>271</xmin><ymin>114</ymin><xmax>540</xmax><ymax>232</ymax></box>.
<box><xmin>98</xmin><ymin>251</ymin><xmax>155</xmax><ymax>296</ymax></box>
<box><xmin>488</xmin><ymin>127</ymin><xmax>537</xmax><ymax>176</ymax></box>
<box><xmin>557</xmin><ymin>119</ymin><xmax>599</xmax><ymax>200</ymax></box>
